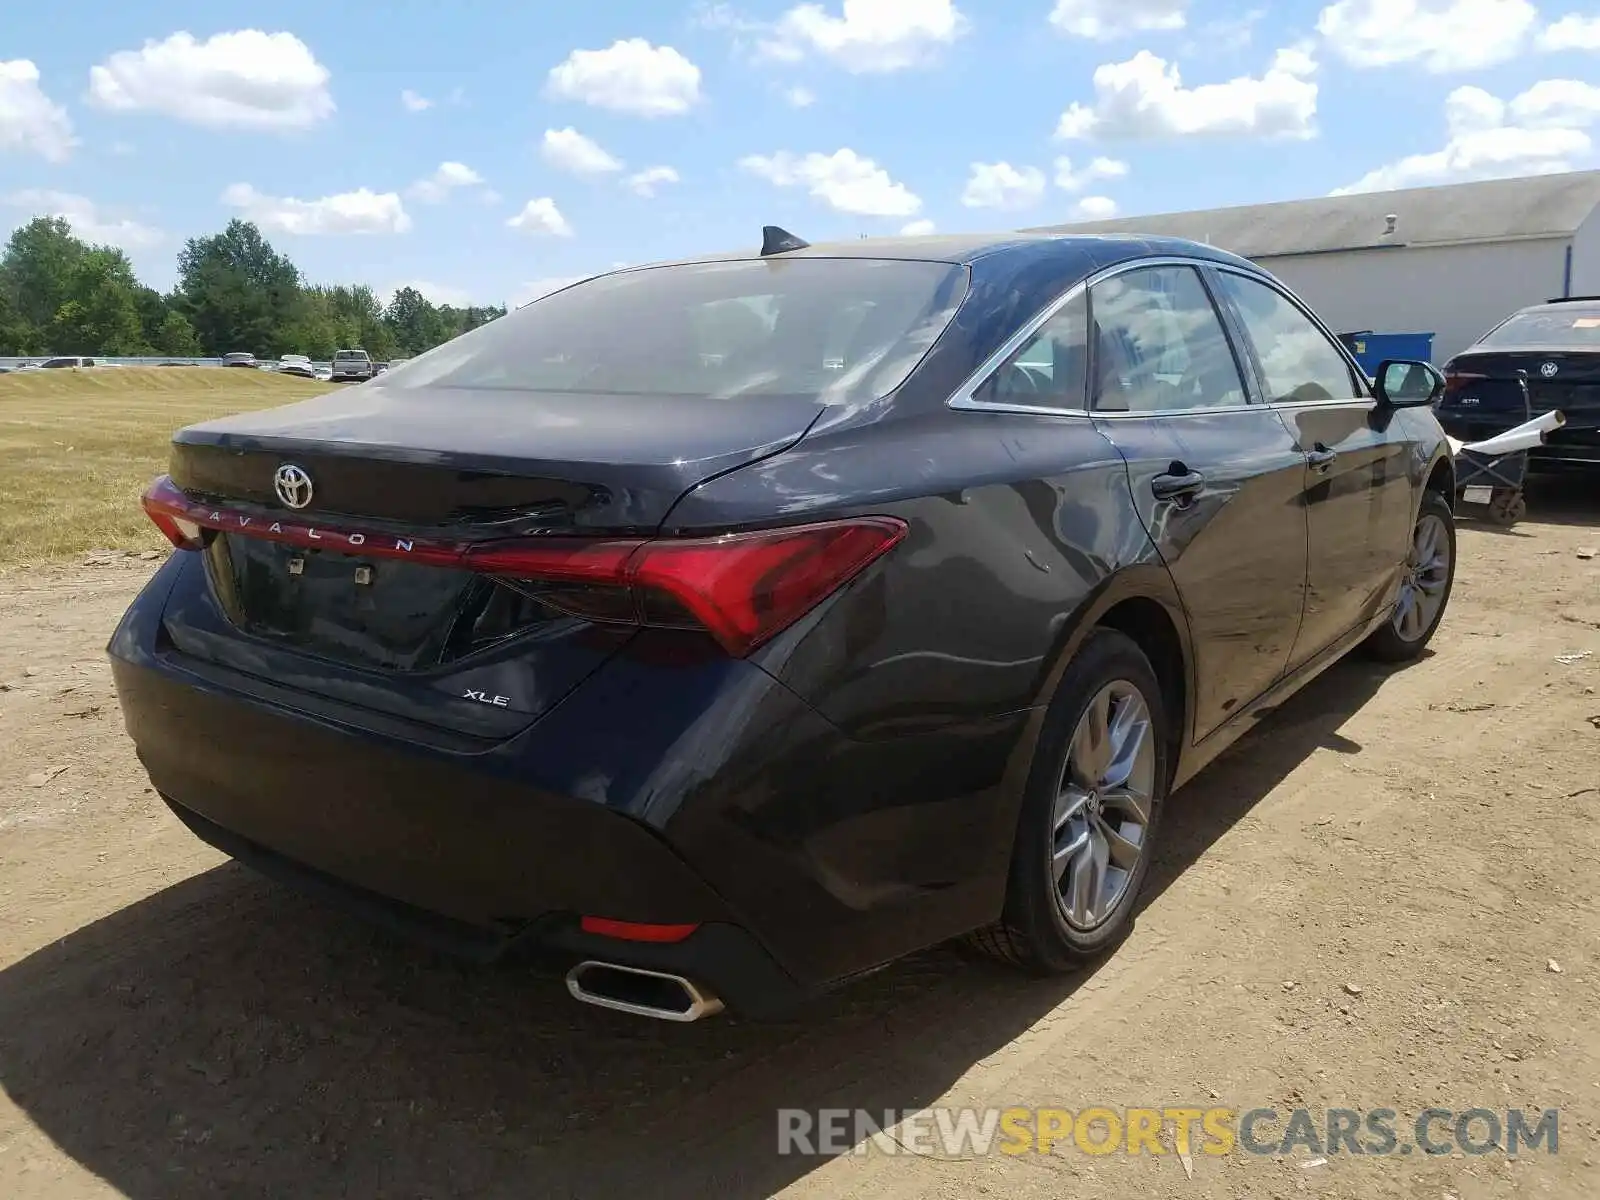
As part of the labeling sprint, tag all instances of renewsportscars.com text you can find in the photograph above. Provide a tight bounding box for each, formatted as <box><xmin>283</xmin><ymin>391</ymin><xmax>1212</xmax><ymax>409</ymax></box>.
<box><xmin>777</xmin><ymin>1106</ymin><xmax>1560</xmax><ymax>1158</ymax></box>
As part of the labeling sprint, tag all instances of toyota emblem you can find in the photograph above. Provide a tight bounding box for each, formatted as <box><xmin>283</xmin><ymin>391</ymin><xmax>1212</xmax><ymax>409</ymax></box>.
<box><xmin>1540</xmin><ymin>361</ymin><xmax>1559</xmax><ymax>378</ymax></box>
<box><xmin>273</xmin><ymin>463</ymin><xmax>314</xmax><ymax>509</ymax></box>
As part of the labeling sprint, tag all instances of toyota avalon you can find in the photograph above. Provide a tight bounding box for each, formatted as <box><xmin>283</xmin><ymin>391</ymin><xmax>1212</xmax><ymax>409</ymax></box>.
<box><xmin>110</xmin><ymin>228</ymin><xmax>1456</xmax><ymax>1022</ymax></box>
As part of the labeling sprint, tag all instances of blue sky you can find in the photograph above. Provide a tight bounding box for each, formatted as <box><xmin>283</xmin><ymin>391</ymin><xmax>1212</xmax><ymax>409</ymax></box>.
<box><xmin>4</xmin><ymin>0</ymin><xmax>1599</xmax><ymax>308</ymax></box>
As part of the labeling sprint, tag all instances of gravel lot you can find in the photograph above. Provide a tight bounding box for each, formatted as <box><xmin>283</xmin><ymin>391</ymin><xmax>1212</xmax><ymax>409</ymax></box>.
<box><xmin>1</xmin><ymin>479</ymin><xmax>1597</xmax><ymax>1200</ymax></box>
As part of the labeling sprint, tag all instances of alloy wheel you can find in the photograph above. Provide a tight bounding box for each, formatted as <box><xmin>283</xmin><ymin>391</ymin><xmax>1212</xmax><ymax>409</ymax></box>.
<box><xmin>1052</xmin><ymin>680</ymin><xmax>1157</xmax><ymax>930</ymax></box>
<box><xmin>1393</xmin><ymin>512</ymin><xmax>1451</xmax><ymax>642</ymax></box>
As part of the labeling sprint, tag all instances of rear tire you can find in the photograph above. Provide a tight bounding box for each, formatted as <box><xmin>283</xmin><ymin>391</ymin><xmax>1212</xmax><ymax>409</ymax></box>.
<box><xmin>1362</xmin><ymin>490</ymin><xmax>1455</xmax><ymax>663</ymax></box>
<box><xmin>969</xmin><ymin>628</ymin><xmax>1170</xmax><ymax>973</ymax></box>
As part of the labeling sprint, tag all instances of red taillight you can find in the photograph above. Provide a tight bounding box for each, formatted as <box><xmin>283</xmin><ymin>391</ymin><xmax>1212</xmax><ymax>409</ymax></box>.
<box><xmin>142</xmin><ymin>480</ymin><xmax>206</xmax><ymax>549</ymax></box>
<box><xmin>1441</xmin><ymin>365</ymin><xmax>1487</xmax><ymax>397</ymax></box>
<box><xmin>140</xmin><ymin>475</ymin><xmax>907</xmax><ymax>657</ymax></box>
<box><xmin>579</xmin><ymin>916</ymin><xmax>699</xmax><ymax>943</ymax></box>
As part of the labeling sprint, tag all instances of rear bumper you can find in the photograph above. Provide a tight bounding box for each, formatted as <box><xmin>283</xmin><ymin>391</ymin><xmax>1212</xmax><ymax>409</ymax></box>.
<box><xmin>160</xmin><ymin>792</ymin><xmax>803</xmax><ymax>1018</ymax></box>
<box><xmin>108</xmin><ymin>557</ymin><xmax>1024</xmax><ymax>1011</ymax></box>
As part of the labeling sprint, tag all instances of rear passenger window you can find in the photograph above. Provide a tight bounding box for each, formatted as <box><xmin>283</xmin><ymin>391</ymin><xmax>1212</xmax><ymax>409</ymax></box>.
<box><xmin>978</xmin><ymin>290</ymin><xmax>1089</xmax><ymax>409</ymax></box>
<box><xmin>1088</xmin><ymin>266</ymin><xmax>1248</xmax><ymax>413</ymax></box>
<box><xmin>1214</xmin><ymin>272</ymin><xmax>1362</xmax><ymax>403</ymax></box>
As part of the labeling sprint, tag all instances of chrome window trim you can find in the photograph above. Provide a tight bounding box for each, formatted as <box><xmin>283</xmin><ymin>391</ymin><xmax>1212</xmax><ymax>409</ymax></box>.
<box><xmin>946</xmin><ymin>254</ymin><xmax>1262</xmax><ymax>419</ymax></box>
<box><xmin>1208</xmin><ymin>263</ymin><xmax>1375</xmax><ymax>405</ymax></box>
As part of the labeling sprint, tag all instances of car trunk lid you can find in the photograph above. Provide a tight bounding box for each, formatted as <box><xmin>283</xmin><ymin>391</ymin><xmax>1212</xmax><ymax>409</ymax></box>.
<box><xmin>155</xmin><ymin>385</ymin><xmax>826</xmax><ymax>728</ymax></box>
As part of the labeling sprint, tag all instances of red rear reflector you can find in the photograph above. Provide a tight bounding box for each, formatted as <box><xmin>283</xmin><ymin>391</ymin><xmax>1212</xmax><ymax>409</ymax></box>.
<box><xmin>140</xmin><ymin>475</ymin><xmax>907</xmax><ymax>657</ymax></box>
<box><xmin>580</xmin><ymin>917</ymin><xmax>699</xmax><ymax>943</ymax></box>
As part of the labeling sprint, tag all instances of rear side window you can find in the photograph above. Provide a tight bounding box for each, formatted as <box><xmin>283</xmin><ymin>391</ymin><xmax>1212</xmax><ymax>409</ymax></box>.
<box><xmin>378</xmin><ymin>258</ymin><xmax>969</xmax><ymax>404</ymax></box>
<box><xmin>976</xmin><ymin>291</ymin><xmax>1089</xmax><ymax>409</ymax></box>
<box><xmin>1215</xmin><ymin>272</ymin><xmax>1362</xmax><ymax>403</ymax></box>
<box><xmin>1480</xmin><ymin>307</ymin><xmax>1600</xmax><ymax>348</ymax></box>
<box><xmin>1090</xmin><ymin>266</ymin><xmax>1248</xmax><ymax>413</ymax></box>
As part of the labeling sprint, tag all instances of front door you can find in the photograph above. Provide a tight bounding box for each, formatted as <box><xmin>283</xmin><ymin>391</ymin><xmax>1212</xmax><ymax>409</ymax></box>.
<box><xmin>1087</xmin><ymin>263</ymin><xmax>1310</xmax><ymax>742</ymax></box>
<box><xmin>1210</xmin><ymin>268</ymin><xmax>1416</xmax><ymax>670</ymax></box>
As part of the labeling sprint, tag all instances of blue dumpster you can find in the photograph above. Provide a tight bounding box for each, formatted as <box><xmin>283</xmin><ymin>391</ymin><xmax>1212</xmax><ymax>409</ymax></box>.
<box><xmin>1336</xmin><ymin>331</ymin><xmax>1435</xmax><ymax>375</ymax></box>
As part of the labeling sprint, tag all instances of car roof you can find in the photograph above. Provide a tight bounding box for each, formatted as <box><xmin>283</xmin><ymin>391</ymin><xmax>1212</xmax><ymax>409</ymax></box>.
<box><xmin>627</xmin><ymin>231</ymin><xmax>1259</xmax><ymax>273</ymax></box>
<box><xmin>1513</xmin><ymin>299</ymin><xmax>1600</xmax><ymax>316</ymax></box>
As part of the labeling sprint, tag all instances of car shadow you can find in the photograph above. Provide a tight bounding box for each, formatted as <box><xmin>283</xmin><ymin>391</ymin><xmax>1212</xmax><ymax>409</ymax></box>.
<box><xmin>0</xmin><ymin>657</ymin><xmax>1402</xmax><ymax>1200</ymax></box>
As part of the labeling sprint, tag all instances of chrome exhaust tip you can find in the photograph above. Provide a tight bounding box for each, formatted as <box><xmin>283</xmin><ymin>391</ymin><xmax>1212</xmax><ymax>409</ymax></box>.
<box><xmin>565</xmin><ymin>960</ymin><xmax>725</xmax><ymax>1022</ymax></box>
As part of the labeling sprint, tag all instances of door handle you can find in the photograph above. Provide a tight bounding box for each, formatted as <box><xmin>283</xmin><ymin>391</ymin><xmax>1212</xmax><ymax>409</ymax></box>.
<box><xmin>1151</xmin><ymin>469</ymin><xmax>1206</xmax><ymax>501</ymax></box>
<box><xmin>1307</xmin><ymin>445</ymin><xmax>1338</xmax><ymax>471</ymax></box>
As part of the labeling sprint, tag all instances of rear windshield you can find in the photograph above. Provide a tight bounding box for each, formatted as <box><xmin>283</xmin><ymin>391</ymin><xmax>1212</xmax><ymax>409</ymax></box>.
<box><xmin>1479</xmin><ymin>307</ymin><xmax>1600</xmax><ymax>349</ymax></box>
<box><xmin>334</xmin><ymin>350</ymin><xmax>369</xmax><ymax>361</ymax></box>
<box><xmin>376</xmin><ymin>258</ymin><xmax>969</xmax><ymax>402</ymax></box>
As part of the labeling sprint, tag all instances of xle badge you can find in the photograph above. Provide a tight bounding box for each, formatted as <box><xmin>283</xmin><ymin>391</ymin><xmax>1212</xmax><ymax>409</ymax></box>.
<box><xmin>464</xmin><ymin>689</ymin><xmax>511</xmax><ymax>708</ymax></box>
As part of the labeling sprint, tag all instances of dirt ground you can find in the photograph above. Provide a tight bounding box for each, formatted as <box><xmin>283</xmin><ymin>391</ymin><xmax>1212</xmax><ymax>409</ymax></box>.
<box><xmin>1</xmin><ymin>479</ymin><xmax>1597</xmax><ymax>1200</ymax></box>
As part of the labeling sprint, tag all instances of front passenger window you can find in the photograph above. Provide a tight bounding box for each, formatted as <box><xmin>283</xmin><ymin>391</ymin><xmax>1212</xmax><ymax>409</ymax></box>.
<box><xmin>1214</xmin><ymin>272</ymin><xmax>1363</xmax><ymax>404</ymax></box>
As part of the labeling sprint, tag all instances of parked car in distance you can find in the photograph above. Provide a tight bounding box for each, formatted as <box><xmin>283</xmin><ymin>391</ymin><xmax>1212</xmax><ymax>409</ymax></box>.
<box><xmin>112</xmin><ymin>230</ymin><xmax>1455</xmax><ymax>1024</ymax></box>
<box><xmin>276</xmin><ymin>355</ymin><xmax>318</xmax><ymax>379</ymax></box>
<box><xmin>330</xmin><ymin>349</ymin><xmax>375</xmax><ymax>382</ymax></box>
<box><xmin>35</xmin><ymin>356</ymin><xmax>98</xmax><ymax>369</ymax></box>
<box><xmin>221</xmin><ymin>352</ymin><xmax>258</xmax><ymax>369</ymax></box>
<box><xmin>1438</xmin><ymin>295</ymin><xmax>1600</xmax><ymax>473</ymax></box>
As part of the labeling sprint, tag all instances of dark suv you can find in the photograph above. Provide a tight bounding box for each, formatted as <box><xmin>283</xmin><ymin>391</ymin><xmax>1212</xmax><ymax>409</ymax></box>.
<box><xmin>111</xmin><ymin>232</ymin><xmax>1454</xmax><ymax>1022</ymax></box>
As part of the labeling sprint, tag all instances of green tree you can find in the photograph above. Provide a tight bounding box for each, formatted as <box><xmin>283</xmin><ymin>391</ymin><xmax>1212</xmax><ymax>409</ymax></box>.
<box><xmin>152</xmin><ymin>310</ymin><xmax>202</xmax><ymax>356</ymax></box>
<box><xmin>384</xmin><ymin>286</ymin><xmax>448</xmax><ymax>355</ymax></box>
<box><xmin>176</xmin><ymin>219</ymin><xmax>302</xmax><ymax>356</ymax></box>
<box><xmin>0</xmin><ymin>217</ymin><xmax>87</xmax><ymax>344</ymax></box>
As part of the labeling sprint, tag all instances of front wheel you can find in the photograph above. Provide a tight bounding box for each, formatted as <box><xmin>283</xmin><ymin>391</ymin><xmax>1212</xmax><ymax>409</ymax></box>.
<box><xmin>1362</xmin><ymin>490</ymin><xmax>1456</xmax><ymax>663</ymax></box>
<box><xmin>969</xmin><ymin>628</ymin><xmax>1169</xmax><ymax>972</ymax></box>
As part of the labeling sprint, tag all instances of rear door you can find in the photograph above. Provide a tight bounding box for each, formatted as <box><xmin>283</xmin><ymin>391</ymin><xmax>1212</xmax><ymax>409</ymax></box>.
<box><xmin>1210</xmin><ymin>267</ymin><xmax>1415</xmax><ymax>671</ymax></box>
<box><xmin>1087</xmin><ymin>262</ymin><xmax>1309</xmax><ymax>742</ymax></box>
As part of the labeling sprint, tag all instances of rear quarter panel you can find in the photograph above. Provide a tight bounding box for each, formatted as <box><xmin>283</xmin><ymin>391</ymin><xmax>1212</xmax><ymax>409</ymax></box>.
<box><xmin>660</xmin><ymin>405</ymin><xmax>1191</xmax><ymax>956</ymax></box>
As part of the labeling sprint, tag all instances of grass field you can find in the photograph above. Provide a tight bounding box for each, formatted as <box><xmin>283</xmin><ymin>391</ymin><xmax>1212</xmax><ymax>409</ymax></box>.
<box><xmin>0</xmin><ymin>368</ymin><xmax>333</xmax><ymax>568</ymax></box>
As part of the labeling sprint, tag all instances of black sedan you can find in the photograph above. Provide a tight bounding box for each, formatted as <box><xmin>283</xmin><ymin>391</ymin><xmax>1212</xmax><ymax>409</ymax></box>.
<box><xmin>110</xmin><ymin>230</ymin><xmax>1455</xmax><ymax>1022</ymax></box>
<box><xmin>1438</xmin><ymin>296</ymin><xmax>1600</xmax><ymax>472</ymax></box>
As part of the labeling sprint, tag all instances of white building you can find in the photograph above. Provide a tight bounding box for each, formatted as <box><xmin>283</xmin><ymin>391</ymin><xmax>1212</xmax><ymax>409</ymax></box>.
<box><xmin>1024</xmin><ymin>170</ymin><xmax>1600</xmax><ymax>364</ymax></box>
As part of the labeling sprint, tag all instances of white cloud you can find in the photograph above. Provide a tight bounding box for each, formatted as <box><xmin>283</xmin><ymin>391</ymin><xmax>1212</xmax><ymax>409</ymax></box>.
<box><xmin>1049</xmin><ymin>0</ymin><xmax>1188</xmax><ymax>39</ymax></box>
<box><xmin>407</xmin><ymin>161</ymin><xmax>486</xmax><ymax>204</ymax></box>
<box><xmin>0</xmin><ymin>60</ymin><xmax>75</xmax><ymax>162</ymax></box>
<box><xmin>739</xmin><ymin>148</ymin><xmax>921</xmax><ymax>216</ymax></box>
<box><xmin>4</xmin><ymin>189</ymin><xmax>162</xmax><ymax>250</ymax></box>
<box><xmin>222</xmin><ymin>183</ymin><xmax>411</xmax><ymax>235</ymax></box>
<box><xmin>506</xmin><ymin>197</ymin><xmax>574</xmax><ymax>237</ymax></box>
<box><xmin>88</xmin><ymin>30</ymin><xmax>334</xmax><ymax>131</ymax></box>
<box><xmin>764</xmin><ymin>0</ymin><xmax>969</xmax><ymax>71</ymax></box>
<box><xmin>1333</xmin><ymin>79</ymin><xmax>1600</xmax><ymax>193</ymax></box>
<box><xmin>961</xmin><ymin>162</ymin><xmax>1047</xmax><ymax>210</ymax></box>
<box><xmin>901</xmin><ymin>218</ymin><xmax>936</xmax><ymax>235</ymax></box>
<box><xmin>1054</xmin><ymin>155</ymin><xmax>1130</xmax><ymax>190</ymax></box>
<box><xmin>1071</xmin><ymin>195</ymin><xmax>1120</xmax><ymax>219</ymax></box>
<box><xmin>627</xmin><ymin>166</ymin><xmax>681</xmax><ymax>196</ymax></box>
<box><xmin>400</xmin><ymin>88</ymin><xmax>433</xmax><ymax>112</ymax></box>
<box><xmin>512</xmin><ymin>275</ymin><xmax>591</xmax><ymax>308</ymax></box>
<box><xmin>1317</xmin><ymin>0</ymin><xmax>1538</xmax><ymax>72</ymax></box>
<box><xmin>785</xmin><ymin>85</ymin><xmax>818</xmax><ymax>107</ymax></box>
<box><xmin>542</xmin><ymin>127</ymin><xmax>624</xmax><ymax>175</ymax></box>
<box><xmin>546</xmin><ymin>39</ymin><xmax>702</xmax><ymax>117</ymax></box>
<box><xmin>1539</xmin><ymin>14</ymin><xmax>1600</xmax><ymax>50</ymax></box>
<box><xmin>1056</xmin><ymin>46</ymin><xmax>1318</xmax><ymax>139</ymax></box>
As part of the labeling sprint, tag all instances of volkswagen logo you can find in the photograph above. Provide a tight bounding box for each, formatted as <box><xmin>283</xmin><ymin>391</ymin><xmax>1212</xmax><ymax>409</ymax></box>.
<box><xmin>1540</xmin><ymin>361</ymin><xmax>1559</xmax><ymax>378</ymax></box>
<box><xmin>273</xmin><ymin>463</ymin><xmax>314</xmax><ymax>510</ymax></box>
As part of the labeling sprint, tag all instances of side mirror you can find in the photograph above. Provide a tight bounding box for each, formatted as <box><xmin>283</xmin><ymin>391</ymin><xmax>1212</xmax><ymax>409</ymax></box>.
<box><xmin>1372</xmin><ymin>358</ymin><xmax>1443</xmax><ymax>408</ymax></box>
